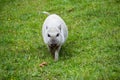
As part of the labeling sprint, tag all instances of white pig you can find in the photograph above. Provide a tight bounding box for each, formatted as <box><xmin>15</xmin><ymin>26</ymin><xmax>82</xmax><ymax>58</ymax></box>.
<box><xmin>42</xmin><ymin>12</ymin><xmax>68</xmax><ymax>61</ymax></box>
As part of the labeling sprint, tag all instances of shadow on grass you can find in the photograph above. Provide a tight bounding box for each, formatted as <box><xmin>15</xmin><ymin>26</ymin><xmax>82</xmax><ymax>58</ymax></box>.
<box><xmin>37</xmin><ymin>44</ymin><xmax>51</xmax><ymax>59</ymax></box>
<box><xmin>59</xmin><ymin>42</ymin><xmax>74</xmax><ymax>60</ymax></box>
<box><xmin>37</xmin><ymin>42</ymin><xmax>73</xmax><ymax>61</ymax></box>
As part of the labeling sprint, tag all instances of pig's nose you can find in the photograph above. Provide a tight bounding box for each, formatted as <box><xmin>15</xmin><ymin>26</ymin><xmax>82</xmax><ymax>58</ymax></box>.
<box><xmin>50</xmin><ymin>39</ymin><xmax>57</xmax><ymax>46</ymax></box>
<box><xmin>51</xmin><ymin>44</ymin><xmax>57</xmax><ymax>47</ymax></box>
<box><xmin>51</xmin><ymin>39</ymin><xmax>56</xmax><ymax>44</ymax></box>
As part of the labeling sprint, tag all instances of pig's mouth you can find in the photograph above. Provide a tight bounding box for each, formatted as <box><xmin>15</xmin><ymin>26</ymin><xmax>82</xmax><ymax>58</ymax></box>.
<box><xmin>50</xmin><ymin>43</ymin><xmax>57</xmax><ymax>47</ymax></box>
<box><xmin>49</xmin><ymin>43</ymin><xmax>59</xmax><ymax>49</ymax></box>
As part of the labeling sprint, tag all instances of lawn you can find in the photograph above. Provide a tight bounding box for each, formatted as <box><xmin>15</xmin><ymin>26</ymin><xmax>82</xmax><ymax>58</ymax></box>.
<box><xmin>0</xmin><ymin>0</ymin><xmax>120</xmax><ymax>80</ymax></box>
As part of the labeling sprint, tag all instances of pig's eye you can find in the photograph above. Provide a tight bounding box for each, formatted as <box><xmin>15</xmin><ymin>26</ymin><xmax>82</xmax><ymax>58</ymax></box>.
<box><xmin>56</xmin><ymin>33</ymin><xmax>59</xmax><ymax>37</ymax></box>
<box><xmin>48</xmin><ymin>34</ymin><xmax>51</xmax><ymax>37</ymax></box>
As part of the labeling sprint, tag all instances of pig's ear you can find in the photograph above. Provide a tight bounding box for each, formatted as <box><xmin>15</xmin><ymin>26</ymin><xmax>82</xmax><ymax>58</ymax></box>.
<box><xmin>46</xmin><ymin>26</ymin><xmax>48</xmax><ymax>29</ymax></box>
<box><xmin>58</xmin><ymin>25</ymin><xmax>61</xmax><ymax>31</ymax></box>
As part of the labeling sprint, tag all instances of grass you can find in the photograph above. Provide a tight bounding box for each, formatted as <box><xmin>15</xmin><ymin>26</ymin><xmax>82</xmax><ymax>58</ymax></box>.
<box><xmin>0</xmin><ymin>0</ymin><xmax>120</xmax><ymax>80</ymax></box>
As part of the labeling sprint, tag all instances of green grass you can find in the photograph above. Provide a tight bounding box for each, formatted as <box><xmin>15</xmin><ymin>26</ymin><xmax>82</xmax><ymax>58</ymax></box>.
<box><xmin>0</xmin><ymin>0</ymin><xmax>120</xmax><ymax>80</ymax></box>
